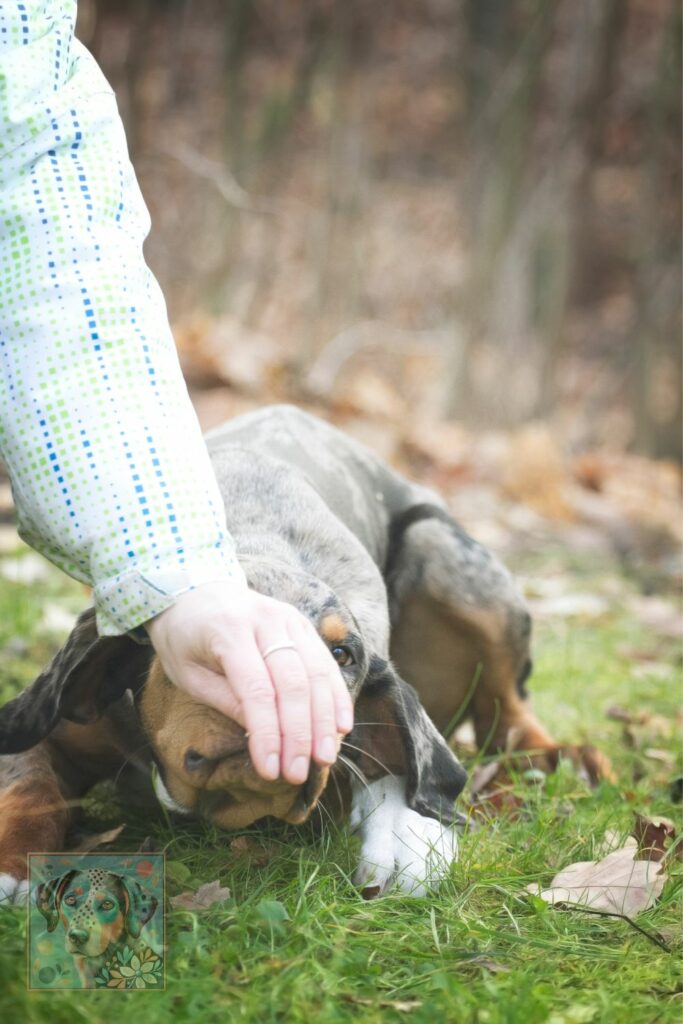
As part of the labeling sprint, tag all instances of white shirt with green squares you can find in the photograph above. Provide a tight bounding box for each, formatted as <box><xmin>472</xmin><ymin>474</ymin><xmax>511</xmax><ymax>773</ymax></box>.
<box><xmin>0</xmin><ymin>1</ymin><xmax>245</xmax><ymax>635</ymax></box>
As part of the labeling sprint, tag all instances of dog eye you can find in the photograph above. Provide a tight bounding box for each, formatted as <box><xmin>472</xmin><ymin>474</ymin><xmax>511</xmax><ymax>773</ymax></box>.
<box><xmin>64</xmin><ymin>895</ymin><xmax>76</xmax><ymax>906</ymax></box>
<box><xmin>331</xmin><ymin>645</ymin><xmax>355</xmax><ymax>667</ymax></box>
<box><xmin>184</xmin><ymin>749</ymin><xmax>209</xmax><ymax>771</ymax></box>
<box><xmin>101</xmin><ymin>900</ymin><xmax>114</xmax><ymax>910</ymax></box>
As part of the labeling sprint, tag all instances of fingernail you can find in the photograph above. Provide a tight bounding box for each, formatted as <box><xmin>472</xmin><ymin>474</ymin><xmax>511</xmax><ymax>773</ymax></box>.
<box><xmin>265</xmin><ymin>753</ymin><xmax>280</xmax><ymax>780</ymax></box>
<box><xmin>319</xmin><ymin>736</ymin><xmax>337</xmax><ymax>763</ymax></box>
<box><xmin>338</xmin><ymin>709</ymin><xmax>353</xmax><ymax>733</ymax></box>
<box><xmin>288</xmin><ymin>756</ymin><xmax>309</xmax><ymax>783</ymax></box>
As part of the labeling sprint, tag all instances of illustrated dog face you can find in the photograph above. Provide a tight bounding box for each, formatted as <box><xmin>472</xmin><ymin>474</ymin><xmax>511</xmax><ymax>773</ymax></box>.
<box><xmin>36</xmin><ymin>869</ymin><xmax>157</xmax><ymax>958</ymax></box>
<box><xmin>0</xmin><ymin>574</ymin><xmax>467</xmax><ymax>830</ymax></box>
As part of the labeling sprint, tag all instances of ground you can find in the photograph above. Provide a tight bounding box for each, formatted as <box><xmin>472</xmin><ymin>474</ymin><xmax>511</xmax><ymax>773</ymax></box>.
<box><xmin>0</xmin><ymin>538</ymin><xmax>680</xmax><ymax>1024</ymax></box>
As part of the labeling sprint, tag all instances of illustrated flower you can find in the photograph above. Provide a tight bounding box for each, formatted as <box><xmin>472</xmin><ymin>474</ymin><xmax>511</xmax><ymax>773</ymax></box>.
<box><xmin>98</xmin><ymin>947</ymin><xmax>163</xmax><ymax>989</ymax></box>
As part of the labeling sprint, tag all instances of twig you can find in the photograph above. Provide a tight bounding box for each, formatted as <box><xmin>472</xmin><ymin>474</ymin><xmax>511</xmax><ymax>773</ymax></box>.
<box><xmin>157</xmin><ymin>142</ymin><xmax>281</xmax><ymax>216</ymax></box>
<box><xmin>554</xmin><ymin>901</ymin><xmax>671</xmax><ymax>953</ymax></box>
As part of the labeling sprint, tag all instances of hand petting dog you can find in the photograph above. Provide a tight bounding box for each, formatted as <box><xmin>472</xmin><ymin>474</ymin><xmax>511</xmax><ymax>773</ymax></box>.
<box><xmin>145</xmin><ymin>581</ymin><xmax>354</xmax><ymax>785</ymax></box>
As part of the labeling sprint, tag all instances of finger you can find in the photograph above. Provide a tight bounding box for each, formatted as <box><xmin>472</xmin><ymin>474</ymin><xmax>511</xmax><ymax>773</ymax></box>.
<box><xmin>288</xmin><ymin>618</ymin><xmax>346</xmax><ymax>766</ymax></box>
<box><xmin>214</xmin><ymin>634</ymin><xmax>281</xmax><ymax>782</ymax></box>
<box><xmin>302</xmin><ymin>616</ymin><xmax>354</xmax><ymax>734</ymax></box>
<box><xmin>258</xmin><ymin>637</ymin><xmax>312</xmax><ymax>786</ymax></box>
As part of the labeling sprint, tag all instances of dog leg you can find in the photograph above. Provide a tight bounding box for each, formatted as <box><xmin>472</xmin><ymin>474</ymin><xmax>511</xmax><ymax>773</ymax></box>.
<box><xmin>349</xmin><ymin>775</ymin><xmax>458</xmax><ymax>899</ymax></box>
<box><xmin>0</xmin><ymin>744</ymin><xmax>73</xmax><ymax>904</ymax></box>
<box><xmin>386</xmin><ymin>510</ymin><xmax>578</xmax><ymax>763</ymax></box>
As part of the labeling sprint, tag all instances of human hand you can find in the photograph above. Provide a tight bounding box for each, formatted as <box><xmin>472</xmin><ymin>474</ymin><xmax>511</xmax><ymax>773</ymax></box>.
<box><xmin>145</xmin><ymin>581</ymin><xmax>353</xmax><ymax>785</ymax></box>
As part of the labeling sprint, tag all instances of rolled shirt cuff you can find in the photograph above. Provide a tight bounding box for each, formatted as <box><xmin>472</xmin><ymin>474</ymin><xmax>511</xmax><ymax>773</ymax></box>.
<box><xmin>93</xmin><ymin>546</ymin><xmax>248</xmax><ymax>636</ymax></box>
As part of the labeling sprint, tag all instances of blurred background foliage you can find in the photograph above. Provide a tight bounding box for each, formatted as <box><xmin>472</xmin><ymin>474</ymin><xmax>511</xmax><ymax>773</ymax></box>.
<box><xmin>76</xmin><ymin>0</ymin><xmax>681</xmax><ymax>461</ymax></box>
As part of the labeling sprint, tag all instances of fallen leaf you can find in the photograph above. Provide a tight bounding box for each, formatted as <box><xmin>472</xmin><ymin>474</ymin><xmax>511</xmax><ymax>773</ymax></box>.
<box><xmin>472</xmin><ymin>787</ymin><xmax>527</xmax><ymax>821</ymax></box>
<box><xmin>229</xmin><ymin>835</ymin><xmax>273</xmax><ymax>866</ymax></box>
<box><xmin>170</xmin><ymin>879</ymin><xmax>231</xmax><ymax>911</ymax></box>
<box><xmin>468</xmin><ymin>761</ymin><xmax>501</xmax><ymax>797</ymax></box>
<box><xmin>595</xmin><ymin>832</ymin><xmax>637</xmax><ymax>858</ymax></box>
<box><xmin>527</xmin><ymin>846</ymin><xmax>665</xmax><ymax>915</ymax></box>
<box><xmin>73</xmin><ymin>824</ymin><xmax>126</xmax><ymax>853</ymax></box>
<box><xmin>632</xmin><ymin>814</ymin><xmax>677</xmax><ymax>862</ymax></box>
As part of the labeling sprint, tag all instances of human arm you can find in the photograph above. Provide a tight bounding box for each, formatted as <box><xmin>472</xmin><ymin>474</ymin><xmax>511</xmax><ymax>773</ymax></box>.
<box><xmin>0</xmin><ymin>1</ymin><xmax>352</xmax><ymax>782</ymax></box>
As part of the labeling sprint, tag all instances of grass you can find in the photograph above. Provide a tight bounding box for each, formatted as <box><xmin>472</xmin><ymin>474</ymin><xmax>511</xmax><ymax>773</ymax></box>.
<box><xmin>0</xmin><ymin>548</ymin><xmax>680</xmax><ymax>1024</ymax></box>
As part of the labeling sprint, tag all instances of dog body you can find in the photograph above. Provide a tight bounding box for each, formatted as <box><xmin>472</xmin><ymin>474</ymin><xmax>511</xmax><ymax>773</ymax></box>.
<box><xmin>0</xmin><ymin>406</ymin><xmax>559</xmax><ymax>901</ymax></box>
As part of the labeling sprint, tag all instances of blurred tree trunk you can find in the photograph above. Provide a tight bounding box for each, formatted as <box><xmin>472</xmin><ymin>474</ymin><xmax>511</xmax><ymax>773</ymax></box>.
<box><xmin>632</xmin><ymin>0</ymin><xmax>682</xmax><ymax>461</ymax></box>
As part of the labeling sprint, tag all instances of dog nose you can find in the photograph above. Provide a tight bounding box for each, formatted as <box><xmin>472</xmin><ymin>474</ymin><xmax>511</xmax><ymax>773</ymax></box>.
<box><xmin>68</xmin><ymin>927</ymin><xmax>89</xmax><ymax>945</ymax></box>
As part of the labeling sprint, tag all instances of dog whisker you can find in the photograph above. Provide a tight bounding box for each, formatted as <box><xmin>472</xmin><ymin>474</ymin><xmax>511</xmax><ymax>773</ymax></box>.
<box><xmin>340</xmin><ymin>740</ymin><xmax>395</xmax><ymax>778</ymax></box>
<box><xmin>111</xmin><ymin>739</ymin><xmax>154</xmax><ymax>788</ymax></box>
<box><xmin>336</xmin><ymin>753</ymin><xmax>370</xmax><ymax>793</ymax></box>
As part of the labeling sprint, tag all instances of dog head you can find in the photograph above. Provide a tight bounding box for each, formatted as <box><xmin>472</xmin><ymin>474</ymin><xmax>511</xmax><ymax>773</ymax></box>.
<box><xmin>36</xmin><ymin>869</ymin><xmax>157</xmax><ymax>958</ymax></box>
<box><xmin>0</xmin><ymin>583</ymin><xmax>466</xmax><ymax>828</ymax></box>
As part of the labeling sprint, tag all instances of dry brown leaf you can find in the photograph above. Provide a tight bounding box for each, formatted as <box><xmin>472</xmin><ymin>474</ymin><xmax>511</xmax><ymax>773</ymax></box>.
<box><xmin>632</xmin><ymin>813</ymin><xmax>678</xmax><ymax>862</ymax></box>
<box><xmin>501</xmin><ymin>424</ymin><xmax>574</xmax><ymax>521</ymax></box>
<box><xmin>527</xmin><ymin>846</ymin><xmax>665</xmax><ymax>915</ymax></box>
<box><xmin>73</xmin><ymin>824</ymin><xmax>126</xmax><ymax>853</ymax></box>
<box><xmin>169</xmin><ymin>879</ymin><xmax>231</xmax><ymax>911</ymax></box>
<box><xmin>468</xmin><ymin>761</ymin><xmax>501</xmax><ymax>798</ymax></box>
<box><xmin>332</xmin><ymin>370</ymin><xmax>406</xmax><ymax>421</ymax></box>
<box><xmin>229</xmin><ymin>836</ymin><xmax>273</xmax><ymax>866</ymax></box>
<box><xmin>177</xmin><ymin>315</ymin><xmax>282</xmax><ymax>394</ymax></box>
<box><xmin>472</xmin><ymin>787</ymin><xmax>527</xmax><ymax>821</ymax></box>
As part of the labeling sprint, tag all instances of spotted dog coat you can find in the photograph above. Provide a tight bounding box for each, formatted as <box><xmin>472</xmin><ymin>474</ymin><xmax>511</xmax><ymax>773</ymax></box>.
<box><xmin>0</xmin><ymin>406</ymin><xmax>579</xmax><ymax>900</ymax></box>
<box><xmin>36</xmin><ymin>867</ymin><xmax>157</xmax><ymax>986</ymax></box>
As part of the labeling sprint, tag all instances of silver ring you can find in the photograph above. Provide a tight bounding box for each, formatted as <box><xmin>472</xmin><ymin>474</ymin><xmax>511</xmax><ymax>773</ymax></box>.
<box><xmin>262</xmin><ymin>641</ymin><xmax>297</xmax><ymax>659</ymax></box>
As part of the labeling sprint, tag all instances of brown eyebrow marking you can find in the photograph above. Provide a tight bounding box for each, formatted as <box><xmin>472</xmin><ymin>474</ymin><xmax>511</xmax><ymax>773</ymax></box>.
<box><xmin>320</xmin><ymin>613</ymin><xmax>348</xmax><ymax>645</ymax></box>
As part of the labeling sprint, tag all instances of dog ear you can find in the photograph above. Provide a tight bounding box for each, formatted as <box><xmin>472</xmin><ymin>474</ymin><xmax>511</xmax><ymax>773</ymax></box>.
<box><xmin>120</xmin><ymin>877</ymin><xmax>158</xmax><ymax>939</ymax></box>
<box><xmin>349</xmin><ymin>658</ymin><xmax>468</xmax><ymax>824</ymax></box>
<box><xmin>0</xmin><ymin>608</ymin><xmax>153</xmax><ymax>754</ymax></box>
<box><xmin>35</xmin><ymin>870</ymin><xmax>77</xmax><ymax>932</ymax></box>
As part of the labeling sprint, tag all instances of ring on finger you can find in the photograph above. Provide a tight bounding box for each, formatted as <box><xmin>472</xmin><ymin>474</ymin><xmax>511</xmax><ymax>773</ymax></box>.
<box><xmin>262</xmin><ymin>641</ymin><xmax>297</xmax><ymax>659</ymax></box>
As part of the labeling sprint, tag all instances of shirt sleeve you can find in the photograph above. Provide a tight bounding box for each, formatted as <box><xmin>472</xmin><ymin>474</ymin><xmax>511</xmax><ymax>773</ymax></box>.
<box><xmin>0</xmin><ymin>1</ymin><xmax>247</xmax><ymax>636</ymax></box>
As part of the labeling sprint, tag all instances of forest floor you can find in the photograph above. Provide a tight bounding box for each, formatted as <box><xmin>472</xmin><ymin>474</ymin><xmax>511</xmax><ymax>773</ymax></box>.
<box><xmin>0</xmin><ymin>435</ymin><xmax>680</xmax><ymax>1023</ymax></box>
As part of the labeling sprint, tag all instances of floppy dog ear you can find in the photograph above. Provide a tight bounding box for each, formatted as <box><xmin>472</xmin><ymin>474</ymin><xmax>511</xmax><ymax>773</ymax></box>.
<box><xmin>349</xmin><ymin>658</ymin><xmax>468</xmax><ymax>824</ymax></box>
<box><xmin>0</xmin><ymin>608</ymin><xmax>153</xmax><ymax>754</ymax></box>
<box><xmin>120</xmin><ymin>877</ymin><xmax>158</xmax><ymax>939</ymax></box>
<box><xmin>35</xmin><ymin>870</ymin><xmax>77</xmax><ymax>932</ymax></box>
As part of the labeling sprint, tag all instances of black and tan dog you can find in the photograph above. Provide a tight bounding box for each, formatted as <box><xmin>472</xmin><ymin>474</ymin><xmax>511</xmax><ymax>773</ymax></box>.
<box><xmin>0</xmin><ymin>406</ymin><xmax>594</xmax><ymax>902</ymax></box>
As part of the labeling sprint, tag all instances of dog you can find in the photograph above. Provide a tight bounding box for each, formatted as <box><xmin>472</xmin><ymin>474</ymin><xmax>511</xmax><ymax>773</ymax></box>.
<box><xmin>0</xmin><ymin>405</ymin><xmax>599</xmax><ymax>902</ymax></box>
<box><xmin>34</xmin><ymin>867</ymin><xmax>158</xmax><ymax>987</ymax></box>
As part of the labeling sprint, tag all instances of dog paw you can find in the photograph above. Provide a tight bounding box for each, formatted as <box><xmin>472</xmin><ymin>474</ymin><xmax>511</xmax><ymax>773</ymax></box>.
<box><xmin>350</xmin><ymin>775</ymin><xmax>458</xmax><ymax>898</ymax></box>
<box><xmin>0</xmin><ymin>873</ymin><xmax>30</xmax><ymax>907</ymax></box>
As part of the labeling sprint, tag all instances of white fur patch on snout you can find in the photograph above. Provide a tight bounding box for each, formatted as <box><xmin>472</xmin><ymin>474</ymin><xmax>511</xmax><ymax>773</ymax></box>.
<box><xmin>0</xmin><ymin>873</ymin><xmax>30</xmax><ymax>907</ymax></box>
<box><xmin>152</xmin><ymin>764</ymin><xmax>191</xmax><ymax>815</ymax></box>
<box><xmin>350</xmin><ymin>775</ymin><xmax>458</xmax><ymax>898</ymax></box>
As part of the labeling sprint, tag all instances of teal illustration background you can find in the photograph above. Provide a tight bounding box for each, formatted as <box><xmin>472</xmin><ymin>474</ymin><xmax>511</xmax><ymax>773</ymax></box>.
<box><xmin>28</xmin><ymin>853</ymin><xmax>165</xmax><ymax>991</ymax></box>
